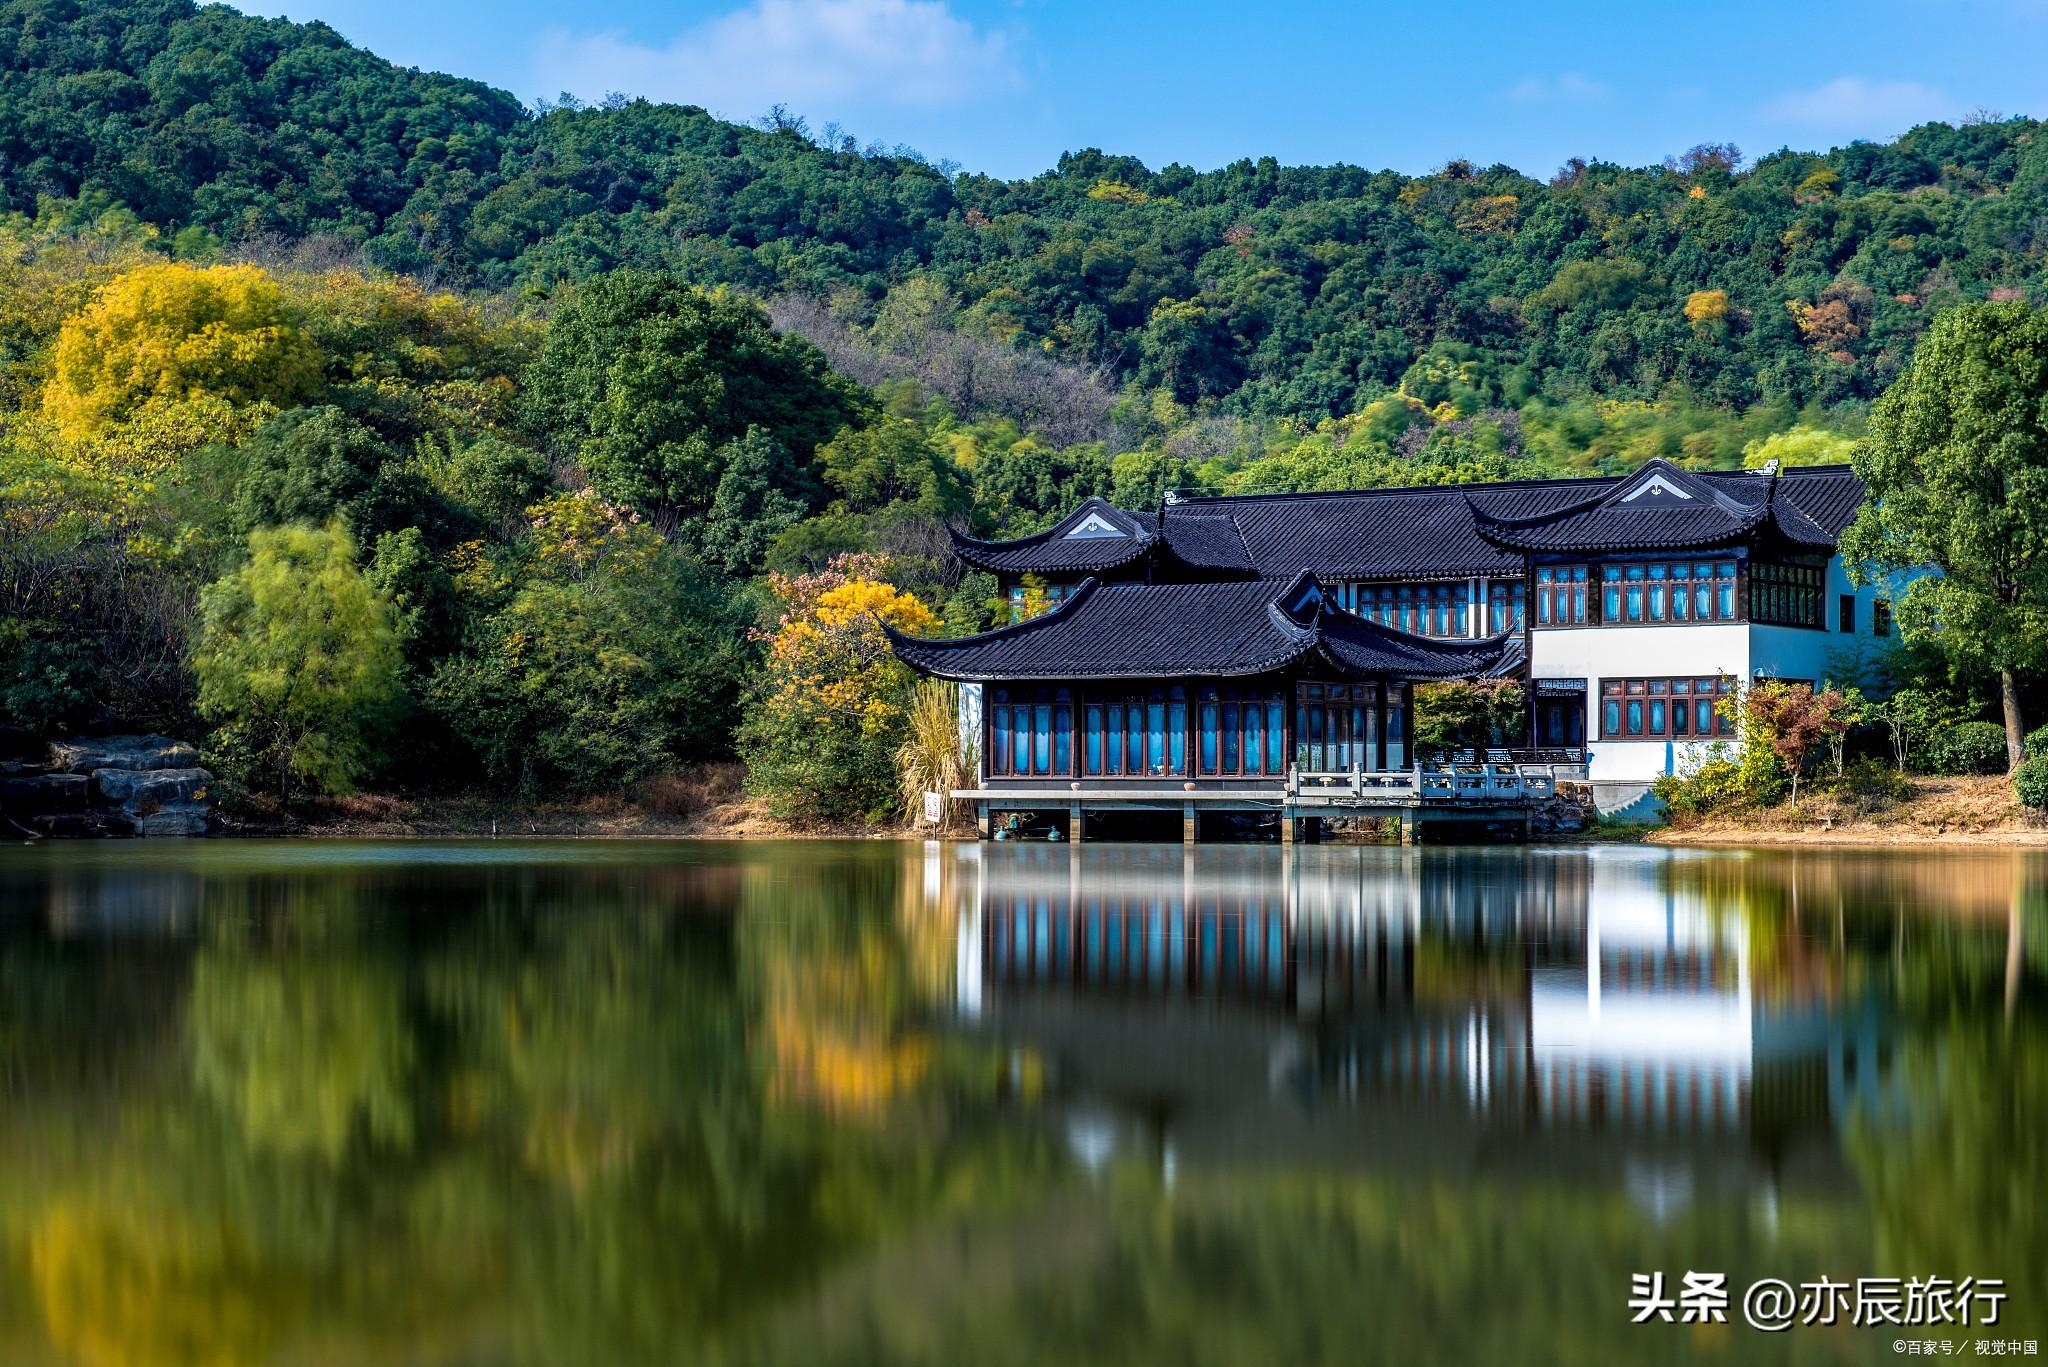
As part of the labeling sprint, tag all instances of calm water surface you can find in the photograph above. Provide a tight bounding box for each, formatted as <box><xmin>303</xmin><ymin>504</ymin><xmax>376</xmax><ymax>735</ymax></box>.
<box><xmin>0</xmin><ymin>839</ymin><xmax>2041</xmax><ymax>1365</ymax></box>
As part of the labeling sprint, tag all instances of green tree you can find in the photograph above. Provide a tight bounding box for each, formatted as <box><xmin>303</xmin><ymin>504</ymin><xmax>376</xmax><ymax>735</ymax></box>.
<box><xmin>1841</xmin><ymin>302</ymin><xmax>2048</xmax><ymax>769</ymax></box>
<box><xmin>521</xmin><ymin>273</ymin><xmax>862</xmax><ymax>516</ymax></box>
<box><xmin>229</xmin><ymin>406</ymin><xmax>454</xmax><ymax>549</ymax></box>
<box><xmin>699</xmin><ymin>426</ymin><xmax>810</xmax><ymax>576</ymax></box>
<box><xmin>427</xmin><ymin>491</ymin><xmax>745</xmax><ymax>793</ymax></box>
<box><xmin>191</xmin><ymin>523</ymin><xmax>403</xmax><ymax>798</ymax></box>
<box><xmin>818</xmin><ymin>417</ymin><xmax>971</xmax><ymax>518</ymax></box>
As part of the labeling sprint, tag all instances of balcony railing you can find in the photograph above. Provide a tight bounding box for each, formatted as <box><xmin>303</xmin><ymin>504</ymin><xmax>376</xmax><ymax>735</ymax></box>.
<box><xmin>1287</xmin><ymin>750</ymin><xmax>1586</xmax><ymax>806</ymax></box>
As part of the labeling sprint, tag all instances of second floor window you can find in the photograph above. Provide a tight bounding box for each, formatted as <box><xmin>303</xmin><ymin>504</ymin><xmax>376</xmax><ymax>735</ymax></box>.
<box><xmin>1354</xmin><ymin>582</ymin><xmax>1462</xmax><ymax>637</ymax></box>
<box><xmin>1751</xmin><ymin>559</ymin><xmax>1826</xmax><ymax>628</ymax></box>
<box><xmin>1535</xmin><ymin>566</ymin><xmax>1588</xmax><ymax>626</ymax></box>
<box><xmin>1599</xmin><ymin>560</ymin><xmax>1737</xmax><ymax>624</ymax></box>
<box><xmin>1487</xmin><ymin>580</ymin><xmax>1525</xmax><ymax>633</ymax></box>
<box><xmin>1009</xmin><ymin>581</ymin><xmax>1074</xmax><ymax>621</ymax></box>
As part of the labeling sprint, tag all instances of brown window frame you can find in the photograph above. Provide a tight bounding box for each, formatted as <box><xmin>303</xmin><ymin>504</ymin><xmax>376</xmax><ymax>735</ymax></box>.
<box><xmin>1597</xmin><ymin>559</ymin><xmax>1739</xmax><ymax>625</ymax></box>
<box><xmin>1534</xmin><ymin>565</ymin><xmax>1589</xmax><ymax>626</ymax></box>
<box><xmin>1598</xmin><ymin>677</ymin><xmax>1737</xmax><ymax>741</ymax></box>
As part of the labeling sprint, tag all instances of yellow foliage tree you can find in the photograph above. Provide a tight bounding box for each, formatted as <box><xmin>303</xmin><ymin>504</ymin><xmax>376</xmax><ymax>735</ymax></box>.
<box><xmin>741</xmin><ymin>554</ymin><xmax>939</xmax><ymax>822</ymax></box>
<box><xmin>1086</xmin><ymin>179</ymin><xmax>1151</xmax><ymax>204</ymax></box>
<box><xmin>42</xmin><ymin>262</ymin><xmax>321</xmax><ymax>470</ymax></box>
<box><xmin>1683</xmin><ymin>289</ymin><xmax>1730</xmax><ymax>325</ymax></box>
<box><xmin>767</xmin><ymin>576</ymin><xmax>938</xmax><ymax>735</ymax></box>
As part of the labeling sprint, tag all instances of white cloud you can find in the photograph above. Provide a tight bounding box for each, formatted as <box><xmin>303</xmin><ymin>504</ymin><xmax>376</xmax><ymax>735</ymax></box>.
<box><xmin>1758</xmin><ymin>76</ymin><xmax>1953</xmax><ymax>133</ymax></box>
<box><xmin>535</xmin><ymin>0</ymin><xmax>1021</xmax><ymax>116</ymax></box>
<box><xmin>1505</xmin><ymin>72</ymin><xmax>1608</xmax><ymax>103</ymax></box>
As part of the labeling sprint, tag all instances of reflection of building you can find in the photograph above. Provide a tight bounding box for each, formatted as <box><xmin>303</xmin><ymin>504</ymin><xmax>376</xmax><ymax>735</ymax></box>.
<box><xmin>948</xmin><ymin>844</ymin><xmax>1894</xmax><ymax>1205</ymax></box>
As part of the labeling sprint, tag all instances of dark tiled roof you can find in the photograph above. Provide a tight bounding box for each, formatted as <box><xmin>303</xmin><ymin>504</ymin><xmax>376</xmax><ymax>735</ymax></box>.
<box><xmin>948</xmin><ymin>463</ymin><xmax>1866</xmax><ymax>581</ymax></box>
<box><xmin>1171</xmin><ymin>480</ymin><xmax>1595</xmax><ymax>578</ymax></box>
<box><xmin>887</xmin><ymin>573</ymin><xmax>1521</xmax><ymax>682</ymax></box>
<box><xmin>1159</xmin><ymin>508</ymin><xmax>1256</xmax><ymax>573</ymax></box>
<box><xmin>1763</xmin><ymin>466</ymin><xmax>1865</xmax><ymax>536</ymax></box>
<box><xmin>1470</xmin><ymin>458</ymin><xmax>1840</xmax><ymax>554</ymax></box>
<box><xmin>950</xmin><ymin>498</ymin><xmax>1158</xmax><ymax>574</ymax></box>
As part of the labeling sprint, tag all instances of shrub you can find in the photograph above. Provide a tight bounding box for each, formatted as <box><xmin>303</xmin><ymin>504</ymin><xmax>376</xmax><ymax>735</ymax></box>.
<box><xmin>0</xmin><ymin>620</ymin><xmax>98</xmax><ymax>734</ymax></box>
<box><xmin>2026</xmin><ymin>724</ymin><xmax>2048</xmax><ymax>761</ymax></box>
<box><xmin>1651</xmin><ymin>751</ymin><xmax>1747</xmax><ymax>820</ymax></box>
<box><xmin>1925</xmin><ymin>720</ymin><xmax>2008</xmax><ymax>775</ymax></box>
<box><xmin>2015</xmin><ymin>756</ymin><xmax>2048</xmax><ymax>810</ymax></box>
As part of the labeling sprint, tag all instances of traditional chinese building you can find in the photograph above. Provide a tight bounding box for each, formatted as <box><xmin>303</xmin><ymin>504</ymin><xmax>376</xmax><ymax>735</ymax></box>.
<box><xmin>888</xmin><ymin>457</ymin><xmax>1878</xmax><ymax>836</ymax></box>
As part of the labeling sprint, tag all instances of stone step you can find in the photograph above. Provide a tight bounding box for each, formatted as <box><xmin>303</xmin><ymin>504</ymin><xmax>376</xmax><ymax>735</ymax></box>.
<box><xmin>91</xmin><ymin>767</ymin><xmax>213</xmax><ymax>806</ymax></box>
<box><xmin>0</xmin><ymin>773</ymin><xmax>90</xmax><ymax>816</ymax></box>
<box><xmin>49</xmin><ymin>735</ymin><xmax>200</xmax><ymax>774</ymax></box>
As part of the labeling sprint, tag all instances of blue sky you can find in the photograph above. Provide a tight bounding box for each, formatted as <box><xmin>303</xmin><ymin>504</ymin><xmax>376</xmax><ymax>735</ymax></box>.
<box><xmin>251</xmin><ymin>0</ymin><xmax>2048</xmax><ymax>180</ymax></box>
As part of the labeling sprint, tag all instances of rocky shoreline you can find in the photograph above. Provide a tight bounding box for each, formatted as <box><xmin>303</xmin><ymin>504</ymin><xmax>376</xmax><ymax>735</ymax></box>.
<box><xmin>0</xmin><ymin>731</ymin><xmax>217</xmax><ymax>838</ymax></box>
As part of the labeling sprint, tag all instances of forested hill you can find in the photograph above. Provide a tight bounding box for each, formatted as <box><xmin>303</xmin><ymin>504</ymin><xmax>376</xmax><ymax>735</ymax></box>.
<box><xmin>4</xmin><ymin>0</ymin><xmax>2047</xmax><ymax>427</ymax></box>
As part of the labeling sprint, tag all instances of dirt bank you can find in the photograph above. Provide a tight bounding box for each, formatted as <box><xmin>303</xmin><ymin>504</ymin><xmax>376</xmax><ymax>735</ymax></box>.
<box><xmin>1646</xmin><ymin>774</ymin><xmax>2048</xmax><ymax>848</ymax></box>
<box><xmin>216</xmin><ymin>765</ymin><xmax>932</xmax><ymax>841</ymax></box>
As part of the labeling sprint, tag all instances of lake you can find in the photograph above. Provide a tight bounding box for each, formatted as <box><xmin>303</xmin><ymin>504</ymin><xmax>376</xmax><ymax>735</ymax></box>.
<box><xmin>0</xmin><ymin>838</ymin><xmax>2040</xmax><ymax>1365</ymax></box>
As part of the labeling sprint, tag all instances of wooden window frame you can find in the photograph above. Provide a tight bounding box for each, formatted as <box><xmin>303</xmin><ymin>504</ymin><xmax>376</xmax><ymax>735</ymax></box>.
<box><xmin>1598</xmin><ymin>676</ymin><xmax>1736</xmax><ymax>741</ymax></box>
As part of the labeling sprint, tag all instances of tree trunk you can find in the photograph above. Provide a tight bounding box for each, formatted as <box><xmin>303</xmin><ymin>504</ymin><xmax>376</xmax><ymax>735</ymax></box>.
<box><xmin>2002</xmin><ymin>668</ymin><xmax>2026</xmax><ymax>772</ymax></box>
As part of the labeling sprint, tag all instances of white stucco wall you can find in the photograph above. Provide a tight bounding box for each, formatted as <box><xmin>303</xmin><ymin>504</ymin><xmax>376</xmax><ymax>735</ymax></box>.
<box><xmin>1531</xmin><ymin>623</ymin><xmax>1750</xmax><ymax>781</ymax></box>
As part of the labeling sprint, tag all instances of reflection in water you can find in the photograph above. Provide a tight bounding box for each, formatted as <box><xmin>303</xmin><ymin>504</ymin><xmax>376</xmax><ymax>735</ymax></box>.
<box><xmin>0</xmin><ymin>839</ymin><xmax>2040</xmax><ymax>1365</ymax></box>
<box><xmin>956</xmin><ymin>846</ymin><xmax>1906</xmax><ymax>1220</ymax></box>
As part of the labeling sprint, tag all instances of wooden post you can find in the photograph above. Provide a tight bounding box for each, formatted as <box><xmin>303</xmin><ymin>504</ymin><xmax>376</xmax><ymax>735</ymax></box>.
<box><xmin>1069</xmin><ymin>803</ymin><xmax>1085</xmax><ymax>843</ymax></box>
<box><xmin>1280</xmin><ymin>811</ymin><xmax>1295</xmax><ymax>845</ymax></box>
<box><xmin>1399</xmin><ymin>809</ymin><xmax>1416</xmax><ymax>845</ymax></box>
<box><xmin>1182</xmin><ymin>802</ymin><xmax>1197</xmax><ymax>844</ymax></box>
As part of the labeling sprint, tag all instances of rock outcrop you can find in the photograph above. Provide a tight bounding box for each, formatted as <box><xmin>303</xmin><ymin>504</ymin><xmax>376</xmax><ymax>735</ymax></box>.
<box><xmin>0</xmin><ymin>734</ymin><xmax>215</xmax><ymax>837</ymax></box>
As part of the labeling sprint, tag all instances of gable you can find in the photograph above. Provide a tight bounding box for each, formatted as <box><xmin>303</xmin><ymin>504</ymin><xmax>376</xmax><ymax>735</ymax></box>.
<box><xmin>1065</xmin><ymin>511</ymin><xmax>1128</xmax><ymax>540</ymax></box>
<box><xmin>1617</xmin><ymin>472</ymin><xmax>1696</xmax><ymax>504</ymax></box>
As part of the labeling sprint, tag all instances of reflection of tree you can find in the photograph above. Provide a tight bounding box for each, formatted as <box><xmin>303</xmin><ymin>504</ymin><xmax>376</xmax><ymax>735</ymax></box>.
<box><xmin>742</xmin><ymin>1167</ymin><xmax>1876</xmax><ymax>1367</ymax></box>
<box><xmin>29</xmin><ymin>1195</ymin><xmax>279</xmax><ymax>1367</ymax></box>
<box><xmin>1849</xmin><ymin>1013</ymin><xmax>2047</xmax><ymax>1333</ymax></box>
<box><xmin>742</xmin><ymin>854</ymin><xmax>937</xmax><ymax>1122</ymax></box>
<box><xmin>189</xmin><ymin>951</ymin><xmax>416</xmax><ymax>1163</ymax></box>
<box><xmin>0</xmin><ymin>844</ymin><xmax>1065</xmax><ymax>1364</ymax></box>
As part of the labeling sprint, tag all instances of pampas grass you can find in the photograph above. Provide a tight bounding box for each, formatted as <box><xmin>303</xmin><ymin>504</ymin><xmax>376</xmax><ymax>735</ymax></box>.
<box><xmin>896</xmin><ymin>679</ymin><xmax>967</xmax><ymax>827</ymax></box>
